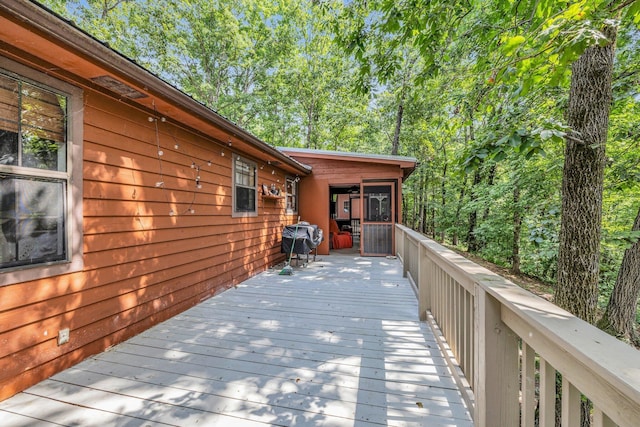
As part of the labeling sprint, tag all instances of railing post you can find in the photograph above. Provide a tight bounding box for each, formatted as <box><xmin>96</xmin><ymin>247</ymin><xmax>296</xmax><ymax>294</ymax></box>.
<box><xmin>474</xmin><ymin>286</ymin><xmax>519</xmax><ymax>427</ymax></box>
<box><xmin>395</xmin><ymin>225</ymin><xmax>403</xmax><ymax>260</ymax></box>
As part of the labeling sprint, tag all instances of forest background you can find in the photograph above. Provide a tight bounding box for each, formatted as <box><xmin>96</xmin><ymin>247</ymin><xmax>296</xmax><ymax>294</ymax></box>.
<box><xmin>38</xmin><ymin>0</ymin><xmax>639</xmax><ymax>336</ymax></box>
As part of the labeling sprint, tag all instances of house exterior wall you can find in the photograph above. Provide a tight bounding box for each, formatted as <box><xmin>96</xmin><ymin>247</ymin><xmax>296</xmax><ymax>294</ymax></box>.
<box><xmin>0</xmin><ymin>73</ymin><xmax>295</xmax><ymax>400</ymax></box>
<box><xmin>0</xmin><ymin>16</ymin><xmax>299</xmax><ymax>401</ymax></box>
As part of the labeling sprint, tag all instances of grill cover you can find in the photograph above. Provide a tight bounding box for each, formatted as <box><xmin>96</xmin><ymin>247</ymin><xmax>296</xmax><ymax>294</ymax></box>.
<box><xmin>281</xmin><ymin>222</ymin><xmax>323</xmax><ymax>255</ymax></box>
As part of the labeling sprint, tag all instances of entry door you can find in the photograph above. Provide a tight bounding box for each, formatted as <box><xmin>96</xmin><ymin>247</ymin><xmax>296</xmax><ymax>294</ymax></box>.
<box><xmin>360</xmin><ymin>182</ymin><xmax>395</xmax><ymax>256</ymax></box>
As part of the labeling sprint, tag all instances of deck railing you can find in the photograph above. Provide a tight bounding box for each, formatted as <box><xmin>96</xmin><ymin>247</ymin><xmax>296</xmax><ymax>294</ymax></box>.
<box><xmin>395</xmin><ymin>224</ymin><xmax>640</xmax><ymax>427</ymax></box>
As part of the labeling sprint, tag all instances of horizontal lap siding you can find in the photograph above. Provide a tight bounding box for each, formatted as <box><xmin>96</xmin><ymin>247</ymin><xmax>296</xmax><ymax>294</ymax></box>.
<box><xmin>298</xmin><ymin>158</ymin><xmax>404</xmax><ymax>181</ymax></box>
<box><xmin>0</xmin><ymin>88</ymin><xmax>292</xmax><ymax>400</ymax></box>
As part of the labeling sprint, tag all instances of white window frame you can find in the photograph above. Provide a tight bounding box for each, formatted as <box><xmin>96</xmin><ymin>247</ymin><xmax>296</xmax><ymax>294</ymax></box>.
<box><xmin>0</xmin><ymin>57</ymin><xmax>83</xmax><ymax>286</ymax></box>
<box><xmin>232</xmin><ymin>154</ymin><xmax>257</xmax><ymax>217</ymax></box>
<box><xmin>285</xmin><ymin>176</ymin><xmax>298</xmax><ymax>215</ymax></box>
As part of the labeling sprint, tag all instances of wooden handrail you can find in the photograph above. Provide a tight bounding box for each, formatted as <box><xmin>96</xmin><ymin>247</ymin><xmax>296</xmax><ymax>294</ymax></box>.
<box><xmin>395</xmin><ymin>224</ymin><xmax>640</xmax><ymax>427</ymax></box>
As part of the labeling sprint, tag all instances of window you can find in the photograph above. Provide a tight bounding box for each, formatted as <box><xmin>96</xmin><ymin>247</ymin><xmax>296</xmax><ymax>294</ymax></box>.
<box><xmin>285</xmin><ymin>176</ymin><xmax>298</xmax><ymax>214</ymax></box>
<box><xmin>1</xmin><ymin>58</ymin><xmax>83</xmax><ymax>284</ymax></box>
<box><xmin>232</xmin><ymin>155</ymin><xmax>257</xmax><ymax>217</ymax></box>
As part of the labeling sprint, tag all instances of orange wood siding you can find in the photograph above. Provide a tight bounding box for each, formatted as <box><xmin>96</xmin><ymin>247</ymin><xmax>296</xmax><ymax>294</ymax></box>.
<box><xmin>297</xmin><ymin>177</ymin><xmax>330</xmax><ymax>254</ymax></box>
<box><xmin>0</xmin><ymin>85</ymin><xmax>294</xmax><ymax>400</ymax></box>
<box><xmin>299</xmin><ymin>158</ymin><xmax>405</xmax><ymax>182</ymax></box>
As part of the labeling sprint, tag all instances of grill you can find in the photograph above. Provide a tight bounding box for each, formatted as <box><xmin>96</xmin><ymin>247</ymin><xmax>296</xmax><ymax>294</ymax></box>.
<box><xmin>281</xmin><ymin>222</ymin><xmax>323</xmax><ymax>265</ymax></box>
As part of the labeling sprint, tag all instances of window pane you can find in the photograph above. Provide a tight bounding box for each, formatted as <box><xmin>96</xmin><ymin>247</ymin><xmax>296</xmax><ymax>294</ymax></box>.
<box><xmin>235</xmin><ymin>158</ymin><xmax>255</xmax><ymax>188</ymax></box>
<box><xmin>287</xmin><ymin>194</ymin><xmax>297</xmax><ymax>212</ymax></box>
<box><xmin>0</xmin><ymin>74</ymin><xmax>19</xmax><ymax>133</ymax></box>
<box><xmin>235</xmin><ymin>186</ymin><xmax>255</xmax><ymax>212</ymax></box>
<box><xmin>248</xmin><ymin>167</ymin><xmax>255</xmax><ymax>186</ymax></box>
<box><xmin>0</xmin><ymin>75</ymin><xmax>19</xmax><ymax>166</ymax></box>
<box><xmin>20</xmin><ymin>82</ymin><xmax>67</xmax><ymax>171</ymax></box>
<box><xmin>1</xmin><ymin>175</ymin><xmax>66</xmax><ymax>268</ymax></box>
<box><xmin>1</xmin><ymin>130</ymin><xmax>18</xmax><ymax>166</ymax></box>
<box><xmin>235</xmin><ymin>161</ymin><xmax>243</xmax><ymax>183</ymax></box>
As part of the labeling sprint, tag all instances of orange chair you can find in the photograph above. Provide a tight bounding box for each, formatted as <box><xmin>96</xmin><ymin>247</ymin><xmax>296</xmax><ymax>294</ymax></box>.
<box><xmin>330</xmin><ymin>219</ymin><xmax>352</xmax><ymax>249</ymax></box>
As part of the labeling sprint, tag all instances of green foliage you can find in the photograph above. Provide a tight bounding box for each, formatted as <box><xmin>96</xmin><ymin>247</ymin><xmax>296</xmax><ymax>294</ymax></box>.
<box><xmin>38</xmin><ymin>0</ymin><xmax>640</xmax><ymax>316</ymax></box>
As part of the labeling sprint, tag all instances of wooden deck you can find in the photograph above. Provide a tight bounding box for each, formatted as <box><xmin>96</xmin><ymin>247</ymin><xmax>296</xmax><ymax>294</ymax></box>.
<box><xmin>0</xmin><ymin>255</ymin><xmax>472</xmax><ymax>427</ymax></box>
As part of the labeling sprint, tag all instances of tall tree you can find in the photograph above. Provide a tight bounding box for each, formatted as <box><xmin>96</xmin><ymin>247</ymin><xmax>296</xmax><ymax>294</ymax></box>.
<box><xmin>555</xmin><ymin>23</ymin><xmax>618</xmax><ymax>323</ymax></box>
<box><xmin>598</xmin><ymin>206</ymin><xmax>640</xmax><ymax>343</ymax></box>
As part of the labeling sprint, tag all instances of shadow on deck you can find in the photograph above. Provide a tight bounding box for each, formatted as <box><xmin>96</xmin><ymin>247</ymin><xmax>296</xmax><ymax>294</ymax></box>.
<box><xmin>0</xmin><ymin>255</ymin><xmax>472</xmax><ymax>427</ymax></box>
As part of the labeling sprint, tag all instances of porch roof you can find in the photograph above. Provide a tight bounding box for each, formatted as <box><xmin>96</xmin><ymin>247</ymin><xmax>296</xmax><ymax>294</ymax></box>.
<box><xmin>280</xmin><ymin>148</ymin><xmax>418</xmax><ymax>181</ymax></box>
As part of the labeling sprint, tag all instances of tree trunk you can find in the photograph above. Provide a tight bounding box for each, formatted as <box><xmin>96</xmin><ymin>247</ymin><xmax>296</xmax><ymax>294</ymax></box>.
<box><xmin>467</xmin><ymin>168</ymin><xmax>482</xmax><ymax>253</ymax></box>
<box><xmin>391</xmin><ymin>56</ymin><xmax>416</xmax><ymax>156</ymax></box>
<box><xmin>452</xmin><ymin>175</ymin><xmax>467</xmax><ymax>246</ymax></box>
<box><xmin>598</xmin><ymin>206</ymin><xmax>640</xmax><ymax>344</ymax></box>
<box><xmin>482</xmin><ymin>163</ymin><xmax>496</xmax><ymax>221</ymax></box>
<box><xmin>430</xmin><ymin>184</ymin><xmax>436</xmax><ymax>239</ymax></box>
<box><xmin>512</xmin><ymin>184</ymin><xmax>522</xmax><ymax>274</ymax></box>
<box><xmin>391</xmin><ymin>92</ymin><xmax>404</xmax><ymax>155</ymax></box>
<box><xmin>555</xmin><ymin>25</ymin><xmax>617</xmax><ymax>324</ymax></box>
<box><xmin>465</xmin><ymin>108</ymin><xmax>482</xmax><ymax>253</ymax></box>
<box><xmin>402</xmin><ymin>196</ymin><xmax>407</xmax><ymax>225</ymax></box>
<box><xmin>412</xmin><ymin>179</ymin><xmax>418</xmax><ymax>230</ymax></box>
<box><xmin>440</xmin><ymin>157</ymin><xmax>447</xmax><ymax>242</ymax></box>
<box><xmin>306</xmin><ymin>104</ymin><xmax>314</xmax><ymax>148</ymax></box>
<box><xmin>421</xmin><ymin>172</ymin><xmax>428</xmax><ymax>234</ymax></box>
<box><xmin>416</xmin><ymin>170</ymin><xmax>425</xmax><ymax>232</ymax></box>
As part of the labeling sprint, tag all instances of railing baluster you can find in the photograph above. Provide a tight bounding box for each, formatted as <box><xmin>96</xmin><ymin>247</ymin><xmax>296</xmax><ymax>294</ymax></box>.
<box><xmin>436</xmin><ymin>266</ymin><xmax>443</xmax><ymax>326</ymax></box>
<box><xmin>454</xmin><ymin>282</ymin><xmax>461</xmax><ymax>359</ymax></box>
<box><xmin>561</xmin><ymin>377</ymin><xmax>581</xmax><ymax>427</ymax></box>
<box><xmin>521</xmin><ymin>343</ymin><xmax>536</xmax><ymax>427</ymax></box>
<box><xmin>440</xmin><ymin>267</ymin><xmax>445</xmax><ymax>328</ymax></box>
<box><xmin>539</xmin><ymin>358</ymin><xmax>557</xmax><ymax>427</ymax></box>
<box><xmin>593</xmin><ymin>406</ymin><xmax>618</xmax><ymax>427</ymax></box>
<box><xmin>464</xmin><ymin>289</ymin><xmax>472</xmax><ymax>381</ymax></box>
<box><xmin>444</xmin><ymin>274</ymin><xmax>450</xmax><ymax>343</ymax></box>
<box><xmin>449</xmin><ymin>276</ymin><xmax>455</xmax><ymax>345</ymax></box>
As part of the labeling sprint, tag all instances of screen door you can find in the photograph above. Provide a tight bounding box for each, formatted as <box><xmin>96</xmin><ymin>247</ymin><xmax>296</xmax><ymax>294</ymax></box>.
<box><xmin>360</xmin><ymin>182</ymin><xmax>394</xmax><ymax>256</ymax></box>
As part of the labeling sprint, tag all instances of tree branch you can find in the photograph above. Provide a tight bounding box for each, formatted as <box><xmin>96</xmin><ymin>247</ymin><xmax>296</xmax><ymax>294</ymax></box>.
<box><xmin>609</xmin><ymin>0</ymin><xmax>637</xmax><ymax>13</ymax></box>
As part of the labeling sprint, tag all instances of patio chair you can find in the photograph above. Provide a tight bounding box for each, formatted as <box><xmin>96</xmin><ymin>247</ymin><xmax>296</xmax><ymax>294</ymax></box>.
<box><xmin>330</xmin><ymin>219</ymin><xmax>352</xmax><ymax>249</ymax></box>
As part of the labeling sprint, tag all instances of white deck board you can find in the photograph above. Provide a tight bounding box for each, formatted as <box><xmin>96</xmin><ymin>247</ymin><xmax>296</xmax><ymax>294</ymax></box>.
<box><xmin>0</xmin><ymin>255</ymin><xmax>473</xmax><ymax>426</ymax></box>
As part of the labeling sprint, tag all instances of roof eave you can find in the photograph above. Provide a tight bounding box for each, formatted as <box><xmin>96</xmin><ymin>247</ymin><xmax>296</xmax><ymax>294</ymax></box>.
<box><xmin>3</xmin><ymin>0</ymin><xmax>310</xmax><ymax>175</ymax></box>
<box><xmin>279</xmin><ymin>147</ymin><xmax>416</xmax><ymax>180</ymax></box>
